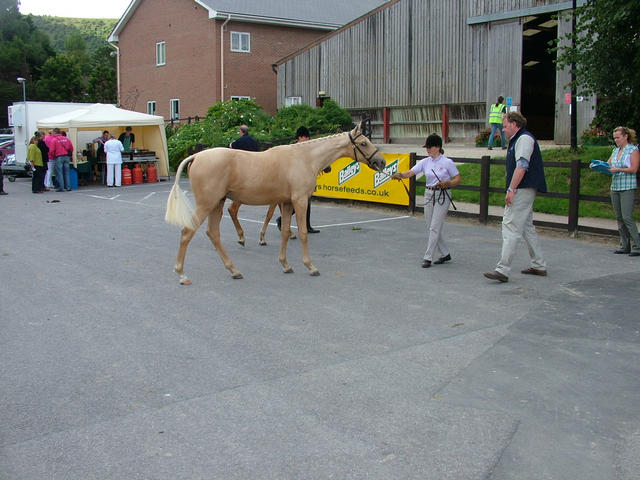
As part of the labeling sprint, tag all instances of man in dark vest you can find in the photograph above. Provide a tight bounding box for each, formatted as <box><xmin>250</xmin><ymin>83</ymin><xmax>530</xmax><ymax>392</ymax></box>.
<box><xmin>229</xmin><ymin>124</ymin><xmax>259</xmax><ymax>151</ymax></box>
<box><xmin>484</xmin><ymin>111</ymin><xmax>548</xmax><ymax>283</ymax></box>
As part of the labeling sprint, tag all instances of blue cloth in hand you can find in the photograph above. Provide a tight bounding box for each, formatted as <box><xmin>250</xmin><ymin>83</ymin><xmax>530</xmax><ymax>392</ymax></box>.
<box><xmin>589</xmin><ymin>160</ymin><xmax>612</xmax><ymax>176</ymax></box>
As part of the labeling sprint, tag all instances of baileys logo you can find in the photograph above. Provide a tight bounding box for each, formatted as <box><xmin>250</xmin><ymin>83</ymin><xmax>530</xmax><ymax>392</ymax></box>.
<box><xmin>338</xmin><ymin>160</ymin><xmax>361</xmax><ymax>185</ymax></box>
<box><xmin>374</xmin><ymin>159</ymin><xmax>398</xmax><ymax>189</ymax></box>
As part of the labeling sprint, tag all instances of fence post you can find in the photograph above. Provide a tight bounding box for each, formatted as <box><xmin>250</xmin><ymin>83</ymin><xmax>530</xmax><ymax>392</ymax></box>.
<box><xmin>383</xmin><ymin>107</ymin><xmax>390</xmax><ymax>144</ymax></box>
<box><xmin>409</xmin><ymin>152</ymin><xmax>416</xmax><ymax>213</ymax></box>
<box><xmin>441</xmin><ymin>104</ymin><xmax>449</xmax><ymax>143</ymax></box>
<box><xmin>479</xmin><ymin>155</ymin><xmax>490</xmax><ymax>223</ymax></box>
<box><xmin>568</xmin><ymin>158</ymin><xmax>581</xmax><ymax>235</ymax></box>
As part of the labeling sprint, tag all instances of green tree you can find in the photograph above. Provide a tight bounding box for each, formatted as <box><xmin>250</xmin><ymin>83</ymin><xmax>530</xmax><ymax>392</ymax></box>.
<box><xmin>86</xmin><ymin>64</ymin><xmax>116</xmax><ymax>103</ymax></box>
<box><xmin>31</xmin><ymin>16</ymin><xmax>117</xmax><ymax>54</ymax></box>
<box><xmin>1</xmin><ymin>0</ymin><xmax>17</xmax><ymax>15</ymax></box>
<box><xmin>0</xmin><ymin>3</ymin><xmax>55</xmax><ymax>125</ymax></box>
<box><xmin>64</xmin><ymin>31</ymin><xmax>90</xmax><ymax>70</ymax></box>
<box><xmin>35</xmin><ymin>55</ymin><xmax>84</xmax><ymax>102</ymax></box>
<box><xmin>555</xmin><ymin>0</ymin><xmax>640</xmax><ymax>132</ymax></box>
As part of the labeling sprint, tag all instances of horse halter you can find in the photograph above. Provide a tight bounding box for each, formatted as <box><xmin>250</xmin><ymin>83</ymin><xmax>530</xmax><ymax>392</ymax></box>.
<box><xmin>349</xmin><ymin>132</ymin><xmax>381</xmax><ymax>170</ymax></box>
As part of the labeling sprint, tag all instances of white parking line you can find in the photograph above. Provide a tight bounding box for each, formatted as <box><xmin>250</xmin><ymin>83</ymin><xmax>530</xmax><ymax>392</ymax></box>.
<box><xmin>231</xmin><ymin>214</ymin><xmax>410</xmax><ymax>229</ymax></box>
<box><xmin>318</xmin><ymin>215</ymin><xmax>410</xmax><ymax>228</ymax></box>
<box><xmin>87</xmin><ymin>194</ymin><xmax>120</xmax><ymax>200</ymax></box>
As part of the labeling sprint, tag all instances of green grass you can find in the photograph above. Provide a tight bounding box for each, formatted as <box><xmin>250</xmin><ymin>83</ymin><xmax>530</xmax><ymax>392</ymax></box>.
<box><xmin>417</xmin><ymin>146</ymin><xmax>639</xmax><ymax>220</ymax></box>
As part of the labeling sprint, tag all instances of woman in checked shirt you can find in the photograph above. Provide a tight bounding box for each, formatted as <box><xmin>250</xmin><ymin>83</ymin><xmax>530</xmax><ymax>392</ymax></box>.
<box><xmin>608</xmin><ymin>126</ymin><xmax>640</xmax><ymax>256</ymax></box>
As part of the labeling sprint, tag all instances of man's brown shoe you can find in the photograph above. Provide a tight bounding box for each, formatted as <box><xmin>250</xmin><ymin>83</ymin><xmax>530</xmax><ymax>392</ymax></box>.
<box><xmin>521</xmin><ymin>267</ymin><xmax>547</xmax><ymax>276</ymax></box>
<box><xmin>484</xmin><ymin>270</ymin><xmax>508</xmax><ymax>282</ymax></box>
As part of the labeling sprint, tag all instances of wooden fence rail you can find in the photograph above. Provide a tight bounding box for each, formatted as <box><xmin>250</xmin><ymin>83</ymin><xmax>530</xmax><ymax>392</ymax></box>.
<box><xmin>408</xmin><ymin>154</ymin><xmax>635</xmax><ymax>236</ymax></box>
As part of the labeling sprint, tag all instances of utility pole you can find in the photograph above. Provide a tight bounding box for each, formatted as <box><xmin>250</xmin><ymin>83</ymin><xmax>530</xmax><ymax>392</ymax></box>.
<box><xmin>17</xmin><ymin>77</ymin><xmax>27</xmax><ymax>145</ymax></box>
<box><xmin>570</xmin><ymin>0</ymin><xmax>578</xmax><ymax>151</ymax></box>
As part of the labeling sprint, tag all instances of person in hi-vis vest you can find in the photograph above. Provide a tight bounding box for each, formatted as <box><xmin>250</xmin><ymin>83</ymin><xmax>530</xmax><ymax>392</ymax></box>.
<box><xmin>488</xmin><ymin>96</ymin><xmax>507</xmax><ymax>150</ymax></box>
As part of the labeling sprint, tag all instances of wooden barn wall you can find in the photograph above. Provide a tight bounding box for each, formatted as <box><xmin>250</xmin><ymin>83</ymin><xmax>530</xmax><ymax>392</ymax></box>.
<box><xmin>486</xmin><ymin>19</ymin><xmax>522</xmax><ymax>113</ymax></box>
<box><xmin>554</xmin><ymin>10</ymin><xmax>596</xmax><ymax>143</ymax></box>
<box><xmin>278</xmin><ymin>0</ymin><xmax>488</xmax><ymax>110</ymax></box>
<box><xmin>276</xmin><ymin>0</ymin><xmax>591</xmax><ymax>141</ymax></box>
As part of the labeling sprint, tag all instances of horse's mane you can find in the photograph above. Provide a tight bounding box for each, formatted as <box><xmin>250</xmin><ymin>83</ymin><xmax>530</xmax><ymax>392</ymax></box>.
<box><xmin>275</xmin><ymin>130</ymin><xmax>348</xmax><ymax>150</ymax></box>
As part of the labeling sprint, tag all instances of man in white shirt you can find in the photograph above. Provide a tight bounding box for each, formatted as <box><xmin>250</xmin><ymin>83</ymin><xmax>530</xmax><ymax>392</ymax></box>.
<box><xmin>104</xmin><ymin>134</ymin><xmax>125</xmax><ymax>187</ymax></box>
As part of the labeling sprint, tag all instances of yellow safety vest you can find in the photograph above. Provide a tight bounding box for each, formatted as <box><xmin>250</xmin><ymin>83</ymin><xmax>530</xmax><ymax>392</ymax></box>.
<box><xmin>489</xmin><ymin>104</ymin><xmax>505</xmax><ymax>124</ymax></box>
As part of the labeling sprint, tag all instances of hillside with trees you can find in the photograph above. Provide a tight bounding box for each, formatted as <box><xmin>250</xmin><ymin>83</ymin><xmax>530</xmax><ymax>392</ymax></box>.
<box><xmin>30</xmin><ymin>16</ymin><xmax>117</xmax><ymax>54</ymax></box>
<box><xmin>0</xmin><ymin>0</ymin><xmax>117</xmax><ymax>127</ymax></box>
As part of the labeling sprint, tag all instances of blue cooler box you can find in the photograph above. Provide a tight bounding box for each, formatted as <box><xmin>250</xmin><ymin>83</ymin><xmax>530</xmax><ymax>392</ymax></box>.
<box><xmin>70</xmin><ymin>167</ymin><xmax>78</xmax><ymax>190</ymax></box>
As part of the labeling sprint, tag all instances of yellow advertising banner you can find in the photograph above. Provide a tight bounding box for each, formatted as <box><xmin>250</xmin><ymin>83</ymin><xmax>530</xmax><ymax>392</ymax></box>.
<box><xmin>313</xmin><ymin>153</ymin><xmax>411</xmax><ymax>206</ymax></box>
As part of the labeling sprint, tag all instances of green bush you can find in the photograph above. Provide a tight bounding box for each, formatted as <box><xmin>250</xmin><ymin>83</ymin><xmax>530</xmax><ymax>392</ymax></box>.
<box><xmin>318</xmin><ymin>99</ymin><xmax>353</xmax><ymax>131</ymax></box>
<box><xmin>167</xmin><ymin>98</ymin><xmax>353</xmax><ymax>172</ymax></box>
<box><xmin>475</xmin><ymin>128</ymin><xmax>502</xmax><ymax>147</ymax></box>
<box><xmin>166</xmin><ymin>119</ymin><xmax>215</xmax><ymax>171</ymax></box>
<box><xmin>580</xmin><ymin>126</ymin><xmax>611</xmax><ymax>146</ymax></box>
<box><xmin>206</xmin><ymin>98</ymin><xmax>272</xmax><ymax>133</ymax></box>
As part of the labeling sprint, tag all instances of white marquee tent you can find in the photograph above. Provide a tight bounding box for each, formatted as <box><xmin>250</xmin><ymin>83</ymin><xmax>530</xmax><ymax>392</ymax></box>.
<box><xmin>37</xmin><ymin>103</ymin><xmax>170</xmax><ymax>177</ymax></box>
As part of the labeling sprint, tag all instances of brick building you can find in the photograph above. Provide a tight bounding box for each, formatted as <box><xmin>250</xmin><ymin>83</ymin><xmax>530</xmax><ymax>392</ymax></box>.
<box><xmin>108</xmin><ymin>0</ymin><xmax>390</xmax><ymax>119</ymax></box>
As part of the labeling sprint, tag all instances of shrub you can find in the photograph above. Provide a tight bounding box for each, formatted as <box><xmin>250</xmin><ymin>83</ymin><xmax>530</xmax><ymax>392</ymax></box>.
<box><xmin>167</xmin><ymin>99</ymin><xmax>354</xmax><ymax>172</ymax></box>
<box><xmin>270</xmin><ymin>104</ymin><xmax>318</xmax><ymax>140</ymax></box>
<box><xmin>475</xmin><ymin>128</ymin><xmax>502</xmax><ymax>147</ymax></box>
<box><xmin>318</xmin><ymin>99</ymin><xmax>353</xmax><ymax>131</ymax></box>
<box><xmin>205</xmin><ymin>99</ymin><xmax>272</xmax><ymax>134</ymax></box>
<box><xmin>580</xmin><ymin>126</ymin><xmax>611</xmax><ymax>146</ymax></box>
<box><xmin>166</xmin><ymin>118</ymin><xmax>215</xmax><ymax>171</ymax></box>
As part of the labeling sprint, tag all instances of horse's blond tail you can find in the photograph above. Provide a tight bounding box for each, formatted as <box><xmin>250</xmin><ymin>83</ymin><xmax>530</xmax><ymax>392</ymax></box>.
<box><xmin>165</xmin><ymin>155</ymin><xmax>198</xmax><ymax>231</ymax></box>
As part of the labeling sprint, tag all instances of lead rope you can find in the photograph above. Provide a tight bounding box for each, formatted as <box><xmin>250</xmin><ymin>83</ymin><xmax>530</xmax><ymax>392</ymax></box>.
<box><xmin>430</xmin><ymin>169</ymin><xmax>457</xmax><ymax>210</ymax></box>
<box><xmin>430</xmin><ymin>188</ymin><xmax>448</xmax><ymax>206</ymax></box>
<box><xmin>376</xmin><ymin>163</ymin><xmax>411</xmax><ymax>198</ymax></box>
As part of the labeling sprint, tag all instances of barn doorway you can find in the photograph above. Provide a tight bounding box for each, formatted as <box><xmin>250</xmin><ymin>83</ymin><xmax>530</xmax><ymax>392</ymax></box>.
<box><xmin>520</xmin><ymin>13</ymin><xmax>558</xmax><ymax>139</ymax></box>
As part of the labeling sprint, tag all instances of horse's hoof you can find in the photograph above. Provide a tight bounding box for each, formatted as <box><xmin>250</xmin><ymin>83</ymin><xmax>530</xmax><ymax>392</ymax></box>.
<box><xmin>259</xmin><ymin>240</ymin><xmax>267</xmax><ymax>246</ymax></box>
<box><xmin>283</xmin><ymin>267</ymin><xmax>294</xmax><ymax>274</ymax></box>
<box><xmin>232</xmin><ymin>272</ymin><xmax>243</xmax><ymax>279</ymax></box>
<box><xmin>179</xmin><ymin>279</ymin><xmax>192</xmax><ymax>285</ymax></box>
<box><xmin>309</xmin><ymin>270</ymin><xmax>320</xmax><ymax>276</ymax></box>
<box><xmin>237</xmin><ymin>240</ymin><xmax>245</xmax><ymax>246</ymax></box>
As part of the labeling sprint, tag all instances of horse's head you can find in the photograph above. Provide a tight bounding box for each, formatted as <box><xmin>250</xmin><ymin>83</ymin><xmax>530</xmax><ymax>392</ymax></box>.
<box><xmin>348</xmin><ymin>123</ymin><xmax>386</xmax><ymax>172</ymax></box>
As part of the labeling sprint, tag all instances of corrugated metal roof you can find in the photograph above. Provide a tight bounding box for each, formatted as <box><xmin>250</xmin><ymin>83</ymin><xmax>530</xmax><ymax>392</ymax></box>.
<box><xmin>109</xmin><ymin>0</ymin><xmax>391</xmax><ymax>42</ymax></box>
<box><xmin>197</xmin><ymin>0</ymin><xmax>391</xmax><ymax>29</ymax></box>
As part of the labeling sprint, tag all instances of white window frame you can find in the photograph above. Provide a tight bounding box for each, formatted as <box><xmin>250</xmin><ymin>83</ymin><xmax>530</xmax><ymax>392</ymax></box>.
<box><xmin>156</xmin><ymin>41</ymin><xmax>166</xmax><ymax>66</ymax></box>
<box><xmin>230</xmin><ymin>32</ymin><xmax>250</xmax><ymax>53</ymax></box>
<box><xmin>170</xmin><ymin>99</ymin><xmax>180</xmax><ymax>120</ymax></box>
<box><xmin>285</xmin><ymin>96</ymin><xmax>302</xmax><ymax>107</ymax></box>
<box><xmin>230</xmin><ymin>95</ymin><xmax>251</xmax><ymax>101</ymax></box>
<box><xmin>147</xmin><ymin>101</ymin><xmax>156</xmax><ymax>115</ymax></box>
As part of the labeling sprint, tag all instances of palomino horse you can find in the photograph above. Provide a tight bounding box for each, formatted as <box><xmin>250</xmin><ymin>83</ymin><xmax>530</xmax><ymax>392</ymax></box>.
<box><xmin>227</xmin><ymin>201</ymin><xmax>295</xmax><ymax>246</ymax></box>
<box><xmin>228</xmin><ymin>166</ymin><xmax>332</xmax><ymax>246</ymax></box>
<box><xmin>165</xmin><ymin>124</ymin><xmax>385</xmax><ymax>284</ymax></box>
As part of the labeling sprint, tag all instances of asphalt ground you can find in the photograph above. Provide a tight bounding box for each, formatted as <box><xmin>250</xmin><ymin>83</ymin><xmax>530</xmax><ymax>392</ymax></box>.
<box><xmin>1</xmin><ymin>177</ymin><xmax>639</xmax><ymax>480</ymax></box>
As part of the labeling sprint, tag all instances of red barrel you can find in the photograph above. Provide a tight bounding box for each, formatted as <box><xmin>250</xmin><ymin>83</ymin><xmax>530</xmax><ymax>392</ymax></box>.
<box><xmin>122</xmin><ymin>165</ymin><xmax>132</xmax><ymax>185</ymax></box>
<box><xmin>132</xmin><ymin>163</ymin><xmax>143</xmax><ymax>184</ymax></box>
<box><xmin>146</xmin><ymin>163</ymin><xmax>158</xmax><ymax>183</ymax></box>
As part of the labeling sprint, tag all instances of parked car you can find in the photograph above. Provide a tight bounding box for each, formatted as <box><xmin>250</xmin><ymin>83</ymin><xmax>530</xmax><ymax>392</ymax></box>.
<box><xmin>1</xmin><ymin>139</ymin><xmax>31</xmax><ymax>181</ymax></box>
<box><xmin>0</xmin><ymin>139</ymin><xmax>14</xmax><ymax>160</ymax></box>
